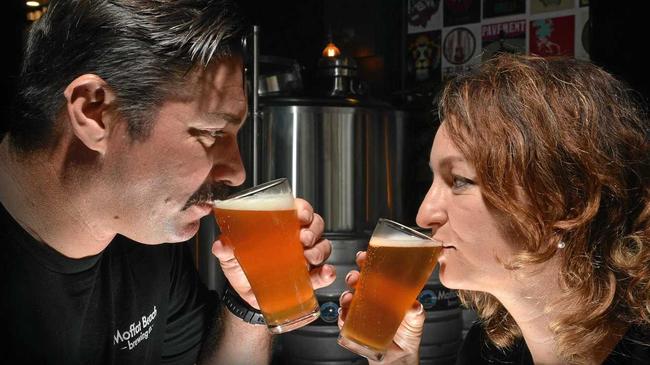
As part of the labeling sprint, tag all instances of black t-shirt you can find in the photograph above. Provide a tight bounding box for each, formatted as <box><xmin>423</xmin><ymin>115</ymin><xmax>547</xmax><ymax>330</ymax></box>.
<box><xmin>0</xmin><ymin>203</ymin><xmax>217</xmax><ymax>364</ymax></box>
<box><xmin>457</xmin><ymin>321</ymin><xmax>650</xmax><ymax>364</ymax></box>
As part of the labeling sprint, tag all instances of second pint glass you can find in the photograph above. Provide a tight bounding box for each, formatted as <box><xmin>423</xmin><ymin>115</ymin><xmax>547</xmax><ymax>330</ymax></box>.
<box><xmin>338</xmin><ymin>218</ymin><xmax>442</xmax><ymax>361</ymax></box>
<box><xmin>213</xmin><ymin>178</ymin><xmax>319</xmax><ymax>334</ymax></box>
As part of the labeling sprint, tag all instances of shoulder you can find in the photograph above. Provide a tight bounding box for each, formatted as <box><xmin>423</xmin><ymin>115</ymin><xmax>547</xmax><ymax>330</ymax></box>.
<box><xmin>606</xmin><ymin>325</ymin><xmax>650</xmax><ymax>364</ymax></box>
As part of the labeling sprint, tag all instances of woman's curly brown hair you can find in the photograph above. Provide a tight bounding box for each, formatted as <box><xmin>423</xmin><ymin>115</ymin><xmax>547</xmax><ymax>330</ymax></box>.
<box><xmin>438</xmin><ymin>54</ymin><xmax>650</xmax><ymax>364</ymax></box>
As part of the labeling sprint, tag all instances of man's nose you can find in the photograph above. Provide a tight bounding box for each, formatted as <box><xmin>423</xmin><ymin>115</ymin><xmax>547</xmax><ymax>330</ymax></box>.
<box><xmin>211</xmin><ymin>137</ymin><xmax>246</xmax><ymax>187</ymax></box>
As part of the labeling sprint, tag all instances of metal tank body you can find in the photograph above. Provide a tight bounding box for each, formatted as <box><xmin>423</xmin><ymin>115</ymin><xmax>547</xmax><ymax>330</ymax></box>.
<box><xmin>257</xmin><ymin>96</ymin><xmax>406</xmax><ymax>237</ymax></box>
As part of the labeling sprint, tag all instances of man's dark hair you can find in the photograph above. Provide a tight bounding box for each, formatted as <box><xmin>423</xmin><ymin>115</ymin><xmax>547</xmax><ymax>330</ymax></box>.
<box><xmin>12</xmin><ymin>0</ymin><xmax>247</xmax><ymax>152</ymax></box>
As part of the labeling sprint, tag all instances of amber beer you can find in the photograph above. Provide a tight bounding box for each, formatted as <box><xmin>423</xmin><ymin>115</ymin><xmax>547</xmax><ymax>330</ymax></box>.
<box><xmin>213</xmin><ymin>179</ymin><xmax>319</xmax><ymax>334</ymax></box>
<box><xmin>339</xmin><ymin>219</ymin><xmax>441</xmax><ymax>361</ymax></box>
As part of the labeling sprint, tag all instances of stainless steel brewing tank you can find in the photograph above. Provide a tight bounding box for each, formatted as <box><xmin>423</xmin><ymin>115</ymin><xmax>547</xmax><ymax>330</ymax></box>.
<box><xmin>258</xmin><ymin>96</ymin><xmax>406</xmax><ymax>236</ymax></box>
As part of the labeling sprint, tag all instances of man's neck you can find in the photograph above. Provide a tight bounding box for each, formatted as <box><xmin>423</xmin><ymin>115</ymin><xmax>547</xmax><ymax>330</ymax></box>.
<box><xmin>0</xmin><ymin>138</ymin><xmax>114</xmax><ymax>258</ymax></box>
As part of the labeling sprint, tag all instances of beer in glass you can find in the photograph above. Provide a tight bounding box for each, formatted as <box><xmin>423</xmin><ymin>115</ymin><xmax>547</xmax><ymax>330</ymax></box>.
<box><xmin>338</xmin><ymin>218</ymin><xmax>441</xmax><ymax>361</ymax></box>
<box><xmin>213</xmin><ymin>178</ymin><xmax>319</xmax><ymax>334</ymax></box>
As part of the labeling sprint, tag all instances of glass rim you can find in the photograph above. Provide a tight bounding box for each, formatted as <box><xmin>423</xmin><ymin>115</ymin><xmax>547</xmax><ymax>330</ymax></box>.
<box><xmin>376</xmin><ymin>218</ymin><xmax>441</xmax><ymax>245</ymax></box>
<box><xmin>216</xmin><ymin>178</ymin><xmax>288</xmax><ymax>202</ymax></box>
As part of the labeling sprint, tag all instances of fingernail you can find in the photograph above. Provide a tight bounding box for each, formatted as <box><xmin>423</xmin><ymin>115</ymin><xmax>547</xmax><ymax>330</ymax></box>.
<box><xmin>356</xmin><ymin>251</ymin><xmax>362</xmax><ymax>258</ymax></box>
<box><xmin>339</xmin><ymin>290</ymin><xmax>351</xmax><ymax>302</ymax></box>
<box><xmin>345</xmin><ymin>271</ymin><xmax>353</xmax><ymax>282</ymax></box>
<box><xmin>337</xmin><ymin>307</ymin><xmax>342</xmax><ymax>315</ymax></box>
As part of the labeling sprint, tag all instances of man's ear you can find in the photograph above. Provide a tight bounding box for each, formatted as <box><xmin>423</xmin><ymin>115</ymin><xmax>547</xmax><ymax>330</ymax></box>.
<box><xmin>63</xmin><ymin>74</ymin><xmax>116</xmax><ymax>155</ymax></box>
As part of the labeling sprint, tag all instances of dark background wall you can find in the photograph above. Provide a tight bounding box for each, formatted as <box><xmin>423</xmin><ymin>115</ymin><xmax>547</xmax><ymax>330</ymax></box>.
<box><xmin>1</xmin><ymin>1</ymin><xmax>27</xmax><ymax>136</ymax></box>
<box><xmin>589</xmin><ymin>1</ymin><xmax>649</xmax><ymax>103</ymax></box>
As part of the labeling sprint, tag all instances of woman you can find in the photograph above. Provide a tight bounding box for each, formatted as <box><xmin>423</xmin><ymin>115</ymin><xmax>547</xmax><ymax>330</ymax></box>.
<box><xmin>339</xmin><ymin>54</ymin><xmax>650</xmax><ymax>364</ymax></box>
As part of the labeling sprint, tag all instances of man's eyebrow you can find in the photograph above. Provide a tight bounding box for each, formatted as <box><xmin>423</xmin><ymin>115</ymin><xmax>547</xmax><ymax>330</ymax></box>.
<box><xmin>202</xmin><ymin>111</ymin><xmax>244</xmax><ymax>126</ymax></box>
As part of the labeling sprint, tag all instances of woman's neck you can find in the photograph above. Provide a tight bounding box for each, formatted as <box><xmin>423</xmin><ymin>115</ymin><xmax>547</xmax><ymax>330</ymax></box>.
<box><xmin>492</xmin><ymin>256</ymin><xmax>626</xmax><ymax>364</ymax></box>
<box><xmin>495</xmin><ymin>261</ymin><xmax>565</xmax><ymax>365</ymax></box>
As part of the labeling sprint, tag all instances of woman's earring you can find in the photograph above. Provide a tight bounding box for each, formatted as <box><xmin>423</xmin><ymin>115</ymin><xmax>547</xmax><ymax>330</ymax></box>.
<box><xmin>557</xmin><ymin>241</ymin><xmax>566</xmax><ymax>249</ymax></box>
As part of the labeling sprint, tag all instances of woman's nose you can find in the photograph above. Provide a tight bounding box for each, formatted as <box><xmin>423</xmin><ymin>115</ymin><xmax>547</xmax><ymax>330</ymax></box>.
<box><xmin>416</xmin><ymin>183</ymin><xmax>447</xmax><ymax>230</ymax></box>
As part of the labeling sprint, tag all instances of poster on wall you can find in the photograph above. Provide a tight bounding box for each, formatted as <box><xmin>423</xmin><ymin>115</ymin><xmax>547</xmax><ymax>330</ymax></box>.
<box><xmin>442</xmin><ymin>24</ymin><xmax>481</xmax><ymax>80</ymax></box>
<box><xmin>443</xmin><ymin>0</ymin><xmax>481</xmax><ymax>27</ymax></box>
<box><xmin>407</xmin><ymin>0</ymin><xmax>443</xmax><ymax>33</ymax></box>
<box><xmin>406</xmin><ymin>30</ymin><xmax>442</xmax><ymax>89</ymax></box>
<box><xmin>483</xmin><ymin>0</ymin><xmax>526</xmax><ymax>19</ymax></box>
<box><xmin>530</xmin><ymin>0</ymin><xmax>573</xmax><ymax>15</ymax></box>
<box><xmin>574</xmin><ymin>9</ymin><xmax>590</xmax><ymax>60</ymax></box>
<box><xmin>481</xmin><ymin>20</ymin><xmax>526</xmax><ymax>61</ymax></box>
<box><xmin>529</xmin><ymin>15</ymin><xmax>575</xmax><ymax>57</ymax></box>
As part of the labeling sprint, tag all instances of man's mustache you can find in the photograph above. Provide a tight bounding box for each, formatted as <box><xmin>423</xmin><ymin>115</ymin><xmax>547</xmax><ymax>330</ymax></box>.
<box><xmin>183</xmin><ymin>183</ymin><xmax>230</xmax><ymax>210</ymax></box>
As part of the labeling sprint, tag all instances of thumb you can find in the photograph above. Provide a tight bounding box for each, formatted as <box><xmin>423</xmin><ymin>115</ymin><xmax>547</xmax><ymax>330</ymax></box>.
<box><xmin>392</xmin><ymin>301</ymin><xmax>425</xmax><ymax>352</ymax></box>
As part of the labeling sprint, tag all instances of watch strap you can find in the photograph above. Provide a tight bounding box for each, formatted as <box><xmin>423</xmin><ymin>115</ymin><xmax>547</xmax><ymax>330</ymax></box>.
<box><xmin>222</xmin><ymin>283</ymin><xmax>266</xmax><ymax>325</ymax></box>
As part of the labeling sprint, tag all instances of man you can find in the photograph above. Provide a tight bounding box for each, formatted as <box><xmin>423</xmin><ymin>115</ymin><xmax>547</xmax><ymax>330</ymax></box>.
<box><xmin>0</xmin><ymin>1</ymin><xmax>334</xmax><ymax>364</ymax></box>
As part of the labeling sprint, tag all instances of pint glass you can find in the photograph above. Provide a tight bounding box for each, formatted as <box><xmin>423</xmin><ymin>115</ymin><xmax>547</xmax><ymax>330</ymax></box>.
<box><xmin>338</xmin><ymin>218</ymin><xmax>442</xmax><ymax>361</ymax></box>
<box><xmin>213</xmin><ymin>178</ymin><xmax>319</xmax><ymax>334</ymax></box>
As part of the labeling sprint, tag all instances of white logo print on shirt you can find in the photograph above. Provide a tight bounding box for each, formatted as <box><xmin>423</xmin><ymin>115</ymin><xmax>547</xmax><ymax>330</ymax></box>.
<box><xmin>113</xmin><ymin>306</ymin><xmax>158</xmax><ymax>351</ymax></box>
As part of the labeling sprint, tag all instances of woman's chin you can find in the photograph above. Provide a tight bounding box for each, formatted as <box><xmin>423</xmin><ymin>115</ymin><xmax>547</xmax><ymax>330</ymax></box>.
<box><xmin>438</xmin><ymin>263</ymin><xmax>464</xmax><ymax>290</ymax></box>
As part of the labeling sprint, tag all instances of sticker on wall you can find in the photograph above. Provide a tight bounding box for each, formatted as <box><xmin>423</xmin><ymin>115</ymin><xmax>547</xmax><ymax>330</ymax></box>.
<box><xmin>407</xmin><ymin>0</ymin><xmax>443</xmax><ymax>33</ymax></box>
<box><xmin>529</xmin><ymin>15</ymin><xmax>575</xmax><ymax>57</ymax></box>
<box><xmin>443</xmin><ymin>0</ymin><xmax>480</xmax><ymax>27</ymax></box>
<box><xmin>481</xmin><ymin>19</ymin><xmax>526</xmax><ymax>61</ymax></box>
<box><xmin>574</xmin><ymin>9</ymin><xmax>589</xmax><ymax>60</ymax></box>
<box><xmin>579</xmin><ymin>0</ymin><xmax>589</xmax><ymax>7</ymax></box>
<box><xmin>483</xmin><ymin>0</ymin><xmax>526</xmax><ymax>19</ymax></box>
<box><xmin>442</xmin><ymin>24</ymin><xmax>481</xmax><ymax>80</ymax></box>
<box><xmin>406</xmin><ymin>30</ymin><xmax>442</xmax><ymax>89</ymax></box>
<box><xmin>530</xmin><ymin>0</ymin><xmax>574</xmax><ymax>15</ymax></box>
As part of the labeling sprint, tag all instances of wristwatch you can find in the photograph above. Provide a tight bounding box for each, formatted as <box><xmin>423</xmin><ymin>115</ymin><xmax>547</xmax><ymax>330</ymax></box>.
<box><xmin>222</xmin><ymin>283</ymin><xmax>266</xmax><ymax>325</ymax></box>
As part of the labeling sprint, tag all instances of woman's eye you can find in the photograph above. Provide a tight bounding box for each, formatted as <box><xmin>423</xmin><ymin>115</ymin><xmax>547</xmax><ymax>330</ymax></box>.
<box><xmin>452</xmin><ymin>175</ymin><xmax>475</xmax><ymax>190</ymax></box>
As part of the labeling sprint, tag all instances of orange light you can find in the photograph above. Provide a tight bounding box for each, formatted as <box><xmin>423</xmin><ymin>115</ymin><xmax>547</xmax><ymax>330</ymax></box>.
<box><xmin>322</xmin><ymin>42</ymin><xmax>341</xmax><ymax>58</ymax></box>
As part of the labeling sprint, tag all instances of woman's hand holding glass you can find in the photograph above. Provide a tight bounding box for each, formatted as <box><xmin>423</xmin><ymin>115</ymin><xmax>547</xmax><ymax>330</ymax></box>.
<box><xmin>338</xmin><ymin>251</ymin><xmax>426</xmax><ymax>365</ymax></box>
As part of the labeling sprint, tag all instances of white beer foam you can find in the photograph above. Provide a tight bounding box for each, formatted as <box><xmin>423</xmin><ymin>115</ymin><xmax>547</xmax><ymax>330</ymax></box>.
<box><xmin>369</xmin><ymin>235</ymin><xmax>439</xmax><ymax>248</ymax></box>
<box><xmin>214</xmin><ymin>193</ymin><xmax>295</xmax><ymax>211</ymax></box>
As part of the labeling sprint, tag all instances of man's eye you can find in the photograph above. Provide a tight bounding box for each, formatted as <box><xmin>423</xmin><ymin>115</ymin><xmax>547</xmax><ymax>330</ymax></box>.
<box><xmin>452</xmin><ymin>175</ymin><xmax>475</xmax><ymax>190</ymax></box>
<box><xmin>203</xmin><ymin>130</ymin><xmax>225</xmax><ymax>138</ymax></box>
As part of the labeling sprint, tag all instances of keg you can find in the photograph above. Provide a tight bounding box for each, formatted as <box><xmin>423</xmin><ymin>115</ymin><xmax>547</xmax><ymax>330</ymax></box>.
<box><xmin>278</xmin><ymin>237</ymin><xmax>367</xmax><ymax>364</ymax></box>
<box><xmin>279</xmin><ymin>296</ymin><xmax>365</xmax><ymax>365</ymax></box>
